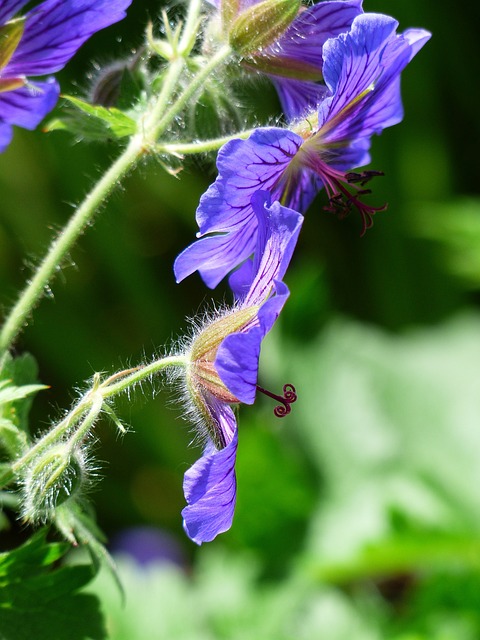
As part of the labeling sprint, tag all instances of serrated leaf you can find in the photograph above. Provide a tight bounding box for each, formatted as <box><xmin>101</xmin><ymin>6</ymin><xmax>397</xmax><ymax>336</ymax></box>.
<box><xmin>0</xmin><ymin>530</ymin><xmax>105</xmax><ymax>640</ymax></box>
<box><xmin>45</xmin><ymin>95</ymin><xmax>137</xmax><ymax>141</ymax></box>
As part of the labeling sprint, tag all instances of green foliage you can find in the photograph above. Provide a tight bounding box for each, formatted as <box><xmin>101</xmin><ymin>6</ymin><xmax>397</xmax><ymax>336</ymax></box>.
<box><xmin>0</xmin><ymin>353</ymin><xmax>46</xmax><ymax>463</ymax></box>
<box><xmin>45</xmin><ymin>95</ymin><xmax>138</xmax><ymax>141</ymax></box>
<box><xmin>88</xmin><ymin>551</ymin><xmax>382</xmax><ymax>640</ymax></box>
<box><xmin>0</xmin><ymin>530</ymin><xmax>105</xmax><ymax>640</ymax></box>
<box><xmin>410</xmin><ymin>198</ymin><xmax>480</xmax><ymax>288</ymax></box>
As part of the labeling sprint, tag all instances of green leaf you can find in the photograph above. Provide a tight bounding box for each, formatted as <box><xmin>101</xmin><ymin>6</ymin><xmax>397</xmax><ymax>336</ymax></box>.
<box><xmin>0</xmin><ymin>530</ymin><xmax>106</xmax><ymax>640</ymax></box>
<box><xmin>55</xmin><ymin>501</ymin><xmax>124</xmax><ymax>600</ymax></box>
<box><xmin>0</xmin><ymin>353</ymin><xmax>44</xmax><ymax>434</ymax></box>
<box><xmin>45</xmin><ymin>95</ymin><xmax>137</xmax><ymax>141</ymax></box>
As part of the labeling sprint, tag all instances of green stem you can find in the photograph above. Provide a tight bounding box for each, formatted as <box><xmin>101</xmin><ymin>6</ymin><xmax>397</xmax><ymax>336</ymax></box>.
<box><xmin>1</xmin><ymin>355</ymin><xmax>187</xmax><ymax>488</ymax></box>
<box><xmin>146</xmin><ymin>44</ymin><xmax>232</xmax><ymax>142</ymax></box>
<box><xmin>158</xmin><ymin>128</ymin><xmax>255</xmax><ymax>155</ymax></box>
<box><xmin>0</xmin><ymin>135</ymin><xmax>142</xmax><ymax>356</ymax></box>
<box><xmin>0</xmin><ymin>43</ymin><xmax>233</xmax><ymax>356</ymax></box>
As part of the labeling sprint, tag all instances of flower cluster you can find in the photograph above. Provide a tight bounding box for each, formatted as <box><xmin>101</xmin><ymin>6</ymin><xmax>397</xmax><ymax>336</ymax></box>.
<box><xmin>0</xmin><ymin>0</ymin><xmax>430</xmax><ymax>546</ymax></box>
<box><xmin>0</xmin><ymin>0</ymin><xmax>131</xmax><ymax>152</ymax></box>
<box><xmin>175</xmin><ymin>2</ymin><xmax>430</xmax><ymax>543</ymax></box>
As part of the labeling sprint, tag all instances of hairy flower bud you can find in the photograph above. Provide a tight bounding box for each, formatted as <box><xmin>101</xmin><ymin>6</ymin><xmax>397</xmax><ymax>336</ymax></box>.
<box><xmin>21</xmin><ymin>444</ymin><xmax>89</xmax><ymax>524</ymax></box>
<box><xmin>229</xmin><ymin>0</ymin><xmax>300</xmax><ymax>56</ymax></box>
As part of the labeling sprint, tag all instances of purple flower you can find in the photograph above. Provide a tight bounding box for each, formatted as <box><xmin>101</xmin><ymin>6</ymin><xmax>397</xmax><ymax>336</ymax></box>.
<box><xmin>0</xmin><ymin>0</ymin><xmax>131</xmax><ymax>152</ymax></box>
<box><xmin>205</xmin><ymin>0</ymin><xmax>364</xmax><ymax>119</ymax></box>
<box><xmin>175</xmin><ymin>13</ymin><xmax>430</xmax><ymax>288</ymax></box>
<box><xmin>181</xmin><ymin>192</ymin><xmax>303</xmax><ymax>544</ymax></box>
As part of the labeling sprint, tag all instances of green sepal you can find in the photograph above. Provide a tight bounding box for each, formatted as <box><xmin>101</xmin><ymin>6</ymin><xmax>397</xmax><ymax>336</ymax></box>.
<box><xmin>0</xmin><ymin>18</ymin><xmax>25</xmax><ymax>71</ymax></box>
<box><xmin>45</xmin><ymin>95</ymin><xmax>137</xmax><ymax>141</ymax></box>
<box><xmin>229</xmin><ymin>0</ymin><xmax>300</xmax><ymax>55</ymax></box>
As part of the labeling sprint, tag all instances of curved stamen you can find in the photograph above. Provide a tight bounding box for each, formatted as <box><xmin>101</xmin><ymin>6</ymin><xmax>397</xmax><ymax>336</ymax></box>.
<box><xmin>256</xmin><ymin>383</ymin><xmax>297</xmax><ymax>417</ymax></box>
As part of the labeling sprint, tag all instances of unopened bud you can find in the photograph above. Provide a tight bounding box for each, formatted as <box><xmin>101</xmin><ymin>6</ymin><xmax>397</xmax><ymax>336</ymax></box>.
<box><xmin>21</xmin><ymin>444</ymin><xmax>88</xmax><ymax>524</ymax></box>
<box><xmin>229</xmin><ymin>0</ymin><xmax>300</xmax><ymax>56</ymax></box>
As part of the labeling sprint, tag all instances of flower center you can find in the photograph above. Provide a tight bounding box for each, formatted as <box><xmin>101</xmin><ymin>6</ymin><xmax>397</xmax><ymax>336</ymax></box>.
<box><xmin>298</xmin><ymin>146</ymin><xmax>387</xmax><ymax>234</ymax></box>
<box><xmin>256</xmin><ymin>383</ymin><xmax>297</xmax><ymax>417</ymax></box>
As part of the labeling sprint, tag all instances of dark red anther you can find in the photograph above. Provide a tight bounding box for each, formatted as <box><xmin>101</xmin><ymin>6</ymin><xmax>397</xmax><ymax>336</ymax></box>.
<box><xmin>256</xmin><ymin>383</ymin><xmax>297</xmax><ymax>417</ymax></box>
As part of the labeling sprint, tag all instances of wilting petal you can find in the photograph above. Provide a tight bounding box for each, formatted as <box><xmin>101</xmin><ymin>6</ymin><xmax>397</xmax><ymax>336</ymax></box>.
<box><xmin>0</xmin><ymin>121</ymin><xmax>13</xmax><ymax>152</ymax></box>
<box><xmin>182</xmin><ymin>423</ymin><xmax>238</xmax><ymax>544</ymax></box>
<box><xmin>0</xmin><ymin>77</ymin><xmax>59</xmax><ymax>128</ymax></box>
<box><xmin>6</xmin><ymin>0</ymin><xmax>132</xmax><ymax>76</ymax></box>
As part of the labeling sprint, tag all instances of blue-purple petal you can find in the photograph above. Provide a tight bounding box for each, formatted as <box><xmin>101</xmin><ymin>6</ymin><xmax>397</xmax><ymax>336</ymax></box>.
<box><xmin>216</xmin><ymin>327</ymin><xmax>263</xmax><ymax>404</ymax></box>
<box><xmin>0</xmin><ymin>121</ymin><xmax>13</xmax><ymax>152</ymax></box>
<box><xmin>0</xmin><ymin>77</ymin><xmax>59</xmax><ymax>128</ymax></box>
<box><xmin>174</xmin><ymin>225</ymin><xmax>257</xmax><ymax>288</ymax></box>
<box><xmin>318</xmin><ymin>14</ymin><xmax>431</xmax><ymax>145</ymax></box>
<box><xmin>0</xmin><ymin>0</ymin><xmax>29</xmax><ymax>24</ymax></box>
<box><xmin>216</xmin><ymin>281</ymin><xmax>289</xmax><ymax>404</ymax></box>
<box><xmin>244</xmin><ymin>192</ymin><xmax>303</xmax><ymax>307</ymax></box>
<box><xmin>275</xmin><ymin>0</ymin><xmax>363</xmax><ymax>68</ymax></box>
<box><xmin>6</xmin><ymin>0</ymin><xmax>132</xmax><ymax>76</ymax></box>
<box><xmin>176</xmin><ymin>128</ymin><xmax>304</xmax><ymax>287</ymax></box>
<box><xmin>182</xmin><ymin>425</ymin><xmax>238</xmax><ymax>545</ymax></box>
<box><xmin>216</xmin><ymin>195</ymin><xmax>301</xmax><ymax>402</ymax></box>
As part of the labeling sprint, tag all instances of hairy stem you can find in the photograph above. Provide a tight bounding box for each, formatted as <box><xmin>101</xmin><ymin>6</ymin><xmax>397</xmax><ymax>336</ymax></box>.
<box><xmin>158</xmin><ymin>128</ymin><xmax>255</xmax><ymax>155</ymax></box>
<box><xmin>0</xmin><ymin>9</ymin><xmax>231</xmax><ymax>355</ymax></box>
<box><xmin>0</xmin><ymin>354</ymin><xmax>187</xmax><ymax>488</ymax></box>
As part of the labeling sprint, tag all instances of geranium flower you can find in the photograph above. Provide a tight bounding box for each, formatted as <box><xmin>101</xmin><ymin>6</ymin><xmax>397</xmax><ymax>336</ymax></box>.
<box><xmin>204</xmin><ymin>0</ymin><xmax>364</xmax><ymax>118</ymax></box>
<box><xmin>0</xmin><ymin>0</ymin><xmax>131</xmax><ymax>152</ymax></box>
<box><xmin>175</xmin><ymin>13</ymin><xmax>431</xmax><ymax>288</ymax></box>
<box><xmin>181</xmin><ymin>191</ymin><xmax>303</xmax><ymax>544</ymax></box>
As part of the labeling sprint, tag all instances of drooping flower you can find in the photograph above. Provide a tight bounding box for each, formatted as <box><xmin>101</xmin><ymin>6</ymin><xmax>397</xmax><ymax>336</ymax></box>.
<box><xmin>181</xmin><ymin>191</ymin><xmax>303</xmax><ymax>544</ymax></box>
<box><xmin>0</xmin><ymin>0</ymin><xmax>132</xmax><ymax>152</ymax></box>
<box><xmin>204</xmin><ymin>0</ymin><xmax>364</xmax><ymax>119</ymax></box>
<box><xmin>175</xmin><ymin>13</ymin><xmax>431</xmax><ymax>288</ymax></box>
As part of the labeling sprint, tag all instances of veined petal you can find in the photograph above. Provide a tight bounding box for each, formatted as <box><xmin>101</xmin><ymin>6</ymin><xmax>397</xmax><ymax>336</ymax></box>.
<box><xmin>182</xmin><ymin>423</ymin><xmax>238</xmax><ymax>545</ymax></box>
<box><xmin>216</xmin><ymin>326</ymin><xmax>263</xmax><ymax>404</ymax></box>
<box><xmin>270</xmin><ymin>77</ymin><xmax>328</xmax><ymax>120</ymax></box>
<box><xmin>0</xmin><ymin>77</ymin><xmax>59</xmax><ymax>128</ymax></box>
<box><xmin>244</xmin><ymin>192</ymin><xmax>303</xmax><ymax>307</ymax></box>
<box><xmin>176</xmin><ymin>128</ymin><xmax>304</xmax><ymax>287</ymax></box>
<box><xmin>318</xmin><ymin>13</ymin><xmax>431</xmax><ymax>144</ymax></box>
<box><xmin>174</xmin><ymin>224</ymin><xmax>257</xmax><ymax>287</ymax></box>
<box><xmin>0</xmin><ymin>0</ymin><xmax>29</xmax><ymax>24</ymax></box>
<box><xmin>196</xmin><ymin>128</ymin><xmax>301</xmax><ymax>234</ymax></box>
<box><xmin>216</xmin><ymin>196</ymin><xmax>301</xmax><ymax>402</ymax></box>
<box><xmin>216</xmin><ymin>281</ymin><xmax>289</xmax><ymax>403</ymax></box>
<box><xmin>6</xmin><ymin>0</ymin><xmax>132</xmax><ymax>76</ymax></box>
<box><xmin>274</xmin><ymin>0</ymin><xmax>363</xmax><ymax>66</ymax></box>
<box><xmin>0</xmin><ymin>121</ymin><xmax>13</xmax><ymax>152</ymax></box>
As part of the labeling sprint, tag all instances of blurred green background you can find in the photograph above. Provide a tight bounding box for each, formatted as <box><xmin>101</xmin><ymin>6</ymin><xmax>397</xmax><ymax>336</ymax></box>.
<box><xmin>2</xmin><ymin>1</ymin><xmax>480</xmax><ymax>638</ymax></box>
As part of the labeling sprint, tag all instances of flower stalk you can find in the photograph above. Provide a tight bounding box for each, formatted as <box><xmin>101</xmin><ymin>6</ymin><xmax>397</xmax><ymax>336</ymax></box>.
<box><xmin>0</xmin><ymin>3</ymin><xmax>232</xmax><ymax>357</ymax></box>
<box><xmin>0</xmin><ymin>354</ymin><xmax>187</xmax><ymax>490</ymax></box>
